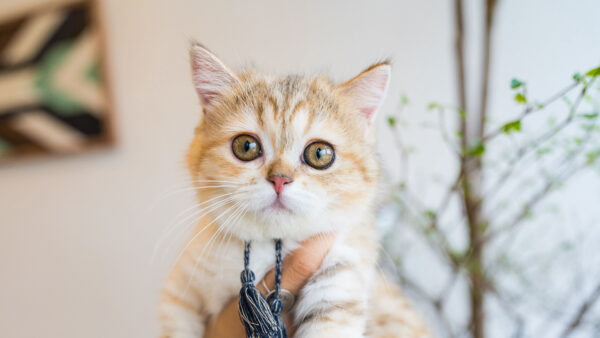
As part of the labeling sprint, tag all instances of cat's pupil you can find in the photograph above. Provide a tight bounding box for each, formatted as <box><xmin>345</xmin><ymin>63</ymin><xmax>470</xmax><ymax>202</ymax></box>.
<box><xmin>316</xmin><ymin>148</ymin><xmax>322</xmax><ymax>159</ymax></box>
<box><xmin>244</xmin><ymin>140</ymin><xmax>250</xmax><ymax>152</ymax></box>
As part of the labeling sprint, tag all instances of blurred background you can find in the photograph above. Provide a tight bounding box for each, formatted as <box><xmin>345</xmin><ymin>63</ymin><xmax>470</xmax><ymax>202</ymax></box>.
<box><xmin>0</xmin><ymin>0</ymin><xmax>599</xmax><ymax>337</ymax></box>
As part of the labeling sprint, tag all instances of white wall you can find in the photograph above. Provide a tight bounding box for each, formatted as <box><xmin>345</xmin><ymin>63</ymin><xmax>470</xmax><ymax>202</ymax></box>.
<box><xmin>0</xmin><ymin>1</ymin><xmax>598</xmax><ymax>337</ymax></box>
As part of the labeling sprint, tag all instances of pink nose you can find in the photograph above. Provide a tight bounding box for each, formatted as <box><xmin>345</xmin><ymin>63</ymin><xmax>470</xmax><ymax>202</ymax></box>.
<box><xmin>268</xmin><ymin>175</ymin><xmax>293</xmax><ymax>194</ymax></box>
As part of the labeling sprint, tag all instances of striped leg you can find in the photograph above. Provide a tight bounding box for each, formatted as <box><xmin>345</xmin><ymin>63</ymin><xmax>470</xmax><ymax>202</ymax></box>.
<box><xmin>159</xmin><ymin>288</ymin><xmax>206</xmax><ymax>338</ymax></box>
<box><xmin>293</xmin><ymin>263</ymin><xmax>373</xmax><ymax>338</ymax></box>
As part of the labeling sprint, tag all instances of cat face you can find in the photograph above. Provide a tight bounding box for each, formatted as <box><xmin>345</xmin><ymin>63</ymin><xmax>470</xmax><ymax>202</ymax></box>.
<box><xmin>187</xmin><ymin>44</ymin><xmax>391</xmax><ymax>241</ymax></box>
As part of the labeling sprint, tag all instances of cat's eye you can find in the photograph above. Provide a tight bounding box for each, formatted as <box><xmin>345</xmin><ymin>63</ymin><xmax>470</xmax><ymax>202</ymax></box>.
<box><xmin>303</xmin><ymin>141</ymin><xmax>335</xmax><ymax>170</ymax></box>
<box><xmin>232</xmin><ymin>134</ymin><xmax>262</xmax><ymax>161</ymax></box>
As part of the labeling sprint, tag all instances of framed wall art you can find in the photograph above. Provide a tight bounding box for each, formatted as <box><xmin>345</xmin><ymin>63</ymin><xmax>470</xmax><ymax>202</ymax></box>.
<box><xmin>0</xmin><ymin>0</ymin><xmax>114</xmax><ymax>163</ymax></box>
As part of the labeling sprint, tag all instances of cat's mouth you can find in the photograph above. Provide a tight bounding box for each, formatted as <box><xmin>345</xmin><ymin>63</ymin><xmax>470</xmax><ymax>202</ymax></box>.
<box><xmin>265</xmin><ymin>198</ymin><xmax>292</xmax><ymax>213</ymax></box>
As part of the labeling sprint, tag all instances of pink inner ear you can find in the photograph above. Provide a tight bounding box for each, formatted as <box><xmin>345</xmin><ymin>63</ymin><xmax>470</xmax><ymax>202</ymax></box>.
<box><xmin>360</xmin><ymin>87</ymin><xmax>386</xmax><ymax>120</ymax></box>
<box><xmin>354</xmin><ymin>72</ymin><xmax>389</xmax><ymax>121</ymax></box>
<box><xmin>374</xmin><ymin>77</ymin><xmax>388</xmax><ymax>91</ymax></box>
<box><xmin>360</xmin><ymin>106</ymin><xmax>377</xmax><ymax>119</ymax></box>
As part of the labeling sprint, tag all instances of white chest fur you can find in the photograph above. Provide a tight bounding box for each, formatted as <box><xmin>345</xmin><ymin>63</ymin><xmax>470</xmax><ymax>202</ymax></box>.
<box><xmin>185</xmin><ymin>238</ymin><xmax>301</xmax><ymax>315</ymax></box>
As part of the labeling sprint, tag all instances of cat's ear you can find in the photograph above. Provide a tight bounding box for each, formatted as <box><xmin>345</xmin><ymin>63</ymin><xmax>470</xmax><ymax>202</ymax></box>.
<box><xmin>190</xmin><ymin>43</ymin><xmax>240</xmax><ymax>107</ymax></box>
<box><xmin>337</xmin><ymin>62</ymin><xmax>391</xmax><ymax>124</ymax></box>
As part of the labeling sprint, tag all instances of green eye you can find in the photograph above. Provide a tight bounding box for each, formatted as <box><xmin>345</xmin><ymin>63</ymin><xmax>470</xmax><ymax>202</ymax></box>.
<box><xmin>232</xmin><ymin>134</ymin><xmax>262</xmax><ymax>161</ymax></box>
<box><xmin>303</xmin><ymin>141</ymin><xmax>335</xmax><ymax>169</ymax></box>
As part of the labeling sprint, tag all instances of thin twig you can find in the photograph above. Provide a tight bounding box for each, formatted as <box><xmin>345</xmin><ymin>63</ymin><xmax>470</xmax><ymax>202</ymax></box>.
<box><xmin>390</xmin><ymin>102</ymin><xmax>411</xmax><ymax>183</ymax></box>
<box><xmin>436</xmin><ymin>172</ymin><xmax>463</xmax><ymax>220</ymax></box>
<box><xmin>488</xmin><ymin>286</ymin><xmax>525</xmax><ymax>338</ymax></box>
<box><xmin>400</xmin><ymin>275</ymin><xmax>456</xmax><ymax>338</ymax></box>
<box><xmin>396</xmin><ymin>190</ymin><xmax>457</xmax><ymax>267</ymax></box>
<box><xmin>437</xmin><ymin>107</ymin><xmax>462</xmax><ymax>157</ymax></box>
<box><xmin>558</xmin><ymin>281</ymin><xmax>600</xmax><ymax>338</ymax></box>
<box><xmin>480</xmin><ymin>79</ymin><xmax>593</xmax><ymax>207</ymax></box>
<box><xmin>478</xmin><ymin>0</ymin><xmax>498</xmax><ymax>140</ymax></box>
<box><xmin>482</xmin><ymin>81</ymin><xmax>581</xmax><ymax>142</ymax></box>
<box><xmin>482</xmin><ymin>150</ymin><xmax>593</xmax><ymax>244</ymax></box>
<box><xmin>484</xmin><ymin>88</ymin><xmax>598</xmax><ymax>244</ymax></box>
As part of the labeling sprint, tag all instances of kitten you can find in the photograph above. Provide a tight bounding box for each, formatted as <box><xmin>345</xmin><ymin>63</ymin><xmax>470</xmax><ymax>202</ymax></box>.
<box><xmin>159</xmin><ymin>43</ymin><xmax>431</xmax><ymax>338</ymax></box>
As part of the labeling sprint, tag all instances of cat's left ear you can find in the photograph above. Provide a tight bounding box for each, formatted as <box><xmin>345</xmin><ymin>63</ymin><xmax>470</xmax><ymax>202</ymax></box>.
<box><xmin>337</xmin><ymin>62</ymin><xmax>391</xmax><ymax>124</ymax></box>
<box><xmin>190</xmin><ymin>42</ymin><xmax>240</xmax><ymax>107</ymax></box>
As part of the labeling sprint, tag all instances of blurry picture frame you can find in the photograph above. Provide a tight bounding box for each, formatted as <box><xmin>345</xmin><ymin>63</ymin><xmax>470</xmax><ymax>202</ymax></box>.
<box><xmin>0</xmin><ymin>0</ymin><xmax>114</xmax><ymax>163</ymax></box>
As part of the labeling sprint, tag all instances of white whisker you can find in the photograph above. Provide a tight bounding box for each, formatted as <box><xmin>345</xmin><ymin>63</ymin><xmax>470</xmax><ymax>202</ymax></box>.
<box><xmin>217</xmin><ymin>203</ymin><xmax>248</xmax><ymax>276</ymax></box>
<box><xmin>161</xmin><ymin>196</ymin><xmax>238</xmax><ymax>260</ymax></box>
<box><xmin>172</xmin><ymin>199</ymin><xmax>239</xmax><ymax>266</ymax></box>
<box><xmin>183</xmin><ymin>202</ymin><xmax>245</xmax><ymax>293</ymax></box>
<box><xmin>147</xmin><ymin>185</ymin><xmax>239</xmax><ymax>214</ymax></box>
<box><xmin>152</xmin><ymin>192</ymin><xmax>238</xmax><ymax>262</ymax></box>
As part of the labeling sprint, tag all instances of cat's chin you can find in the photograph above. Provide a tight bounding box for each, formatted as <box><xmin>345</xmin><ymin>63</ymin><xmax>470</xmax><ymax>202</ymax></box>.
<box><xmin>262</xmin><ymin>199</ymin><xmax>294</xmax><ymax>214</ymax></box>
<box><xmin>227</xmin><ymin>211</ymin><xmax>338</xmax><ymax>242</ymax></box>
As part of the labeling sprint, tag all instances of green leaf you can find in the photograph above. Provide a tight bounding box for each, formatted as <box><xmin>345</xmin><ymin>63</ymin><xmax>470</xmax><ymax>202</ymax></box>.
<box><xmin>427</xmin><ymin>102</ymin><xmax>440</xmax><ymax>110</ymax></box>
<box><xmin>401</xmin><ymin>95</ymin><xmax>410</xmax><ymax>105</ymax></box>
<box><xmin>510</xmin><ymin>78</ymin><xmax>525</xmax><ymax>89</ymax></box>
<box><xmin>585</xmin><ymin>66</ymin><xmax>600</xmax><ymax>77</ymax></box>
<box><xmin>536</xmin><ymin>147</ymin><xmax>551</xmax><ymax>156</ymax></box>
<box><xmin>424</xmin><ymin>210</ymin><xmax>436</xmax><ymax>220</ymax></box>
<box><xmin>387</xmin><ymin>116</ymin><xmax>396</xmax><ymax>127</ymax></box>
<box><xmin>587</xmin><ymin>150</ymin><xmax>600</xmax><ymax>165</ymax></box>
<box><xmin>573</xmin><ymin>72</ymin><xmax>584</xmax><ymax>82</ymax></box>
<box><xmin>514</xmin><ymin>93</ymin><xmax>527</xmax><ymax>104</ymax></box>
<box><xmin>524</xmin><ymin>210</ymin><xmax>534</xmax><ymax>220</ymax></box>
<box><xmin>449</xmin><ymin>250</ymin><xmax>464</xmax><ymax>264</ymax></box>
<box><xmin>458</xmin><ymin>109</ymin><xmax>467</xmax><ymax>118</ymax></box>
<box><xmin>501</xmin><ymin>120</ymin><xmax>522</xmax><ymax>134</ymax></box>
<box><xmin>455</xmin><ymin>131</ymin><xmax>463</xmax><ymax>139</ymax></box>
<box><xmin>563</xmin><ymin>96</ymin><xmax>573</xmax><ymax>109</ymax></box>
<box><xmin>581</xmin><ymin>123</ymin><xmax>599</xmax><ymax>131</ymax></box>
<box><xmin>584</xmin><ymin>94</ymin><xmax>595</xmax><ymax>104</ymax></box>
<box><xmin>465</xmin><ymin>142</ymin><xmax>486</xmax><ymax>157</ymax></box>
<box><xmin>580</xmin><ymin>112</ymin><xmax>599</xmax><ymax>120</ymax></box>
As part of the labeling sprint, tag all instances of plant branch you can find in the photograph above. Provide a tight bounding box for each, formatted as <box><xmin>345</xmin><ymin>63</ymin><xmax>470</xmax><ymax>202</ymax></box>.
<box><xmin>482</xmin><ymin>81</ymin><xmax>581</xmax><ymax>142</ymax></box>
<box><xmin>453</xmin><ymin>1</ymin><xmax>499</xmax><ymax>337</ymax></box>
<box><xmin>480</xmin><ymin>79</ymin><xmax>594</xmax><ymax>207</ymax></box>
<box><xmin>454</xmin><ymin>0</ymin><xmax>468</xmax><ymax>120</ymax></box>
<box><xmin>437</xmin><ymin>107</ymin><xmax>463</xmax><ymax>157</ymax></box>
<box><xmin>482</xmin><ymin>139</ymin><xmax>594</xmax><ymax>244</ymax></box>
<box><xmin>436</xmin><ymin>172</ymin><xmax>463</xmax><ymax>219</ymax></box>
<box><xmin>486</xmin><ymin>84</ymin><xmax>598</xmax><ymax>243</ymax></box>
<box><xmin>390</xmin><ymin>102</ymin><xmax>411</xmax><ymax>183</ymax></box>
<box><xmin>393</xmin><ymin>186</ymin><xmax>458</xmax><ymax>267</ymax></box>
<box><xmin>478</xmin><ymin>0</ymin><xmax>498</xmax><ymax>140</ymax></box>
<box><xmin>558</xmin><ymin>281</ymin><xmax>600</xmax><ymax>338</ymax></box>
<box><xmin>488</xmin><ymin>286</ymin><xmax>525</xmax><ymax>338</ymax></box>
<box><xmin>399</xmin><ymin>274</ymin><xmax>456</xmax><ymax>338</ymax></box>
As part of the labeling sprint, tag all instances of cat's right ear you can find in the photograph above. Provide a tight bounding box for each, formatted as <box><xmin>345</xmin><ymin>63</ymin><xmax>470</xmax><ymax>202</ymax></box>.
<box><xmin>190</xmin><ymin>43</ymin><xmax>240</xmax><ymax>107</ymax></box>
